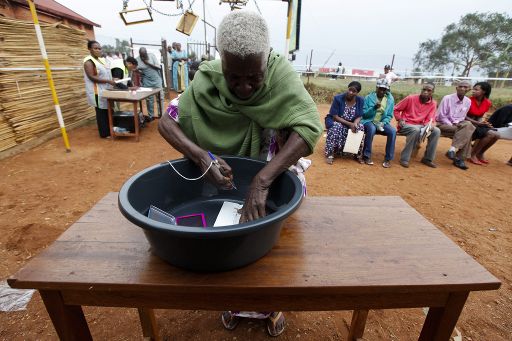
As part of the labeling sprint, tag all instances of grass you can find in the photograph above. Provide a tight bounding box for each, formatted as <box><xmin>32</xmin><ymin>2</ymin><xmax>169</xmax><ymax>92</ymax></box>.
<box><xmin>302</xmin><ymin>76</ymin><xmax>512</xmax><ymax>109</ymax></box>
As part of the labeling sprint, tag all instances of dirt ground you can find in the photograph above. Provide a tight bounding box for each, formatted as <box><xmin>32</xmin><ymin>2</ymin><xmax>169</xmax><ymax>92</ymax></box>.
<box><xmin>1</xmin><ymin>103</ymin><xmax>511</xmax><ymax>341</ymax></box>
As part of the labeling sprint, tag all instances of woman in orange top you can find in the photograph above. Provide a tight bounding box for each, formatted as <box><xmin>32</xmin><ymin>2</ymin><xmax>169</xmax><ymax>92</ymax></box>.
<box><xmin>465</xmin><ymin>82</ymin><xmax>499</xmax><ymax>164</ymax></box>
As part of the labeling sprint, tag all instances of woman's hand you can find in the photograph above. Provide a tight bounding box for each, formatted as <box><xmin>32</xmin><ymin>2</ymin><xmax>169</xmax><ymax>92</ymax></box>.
<box><xmin>239</xmin><ymin>175</ymin><xmax>270</xmax><ymax>223</ymax></box>
<box><xmin>197</xmin><ymin>152</ymin><xmax>234</xmax><ymax>190</ymax></box>
<box><xmin>107</xmin><ymin>80</ymin><xmax>116</xmax><ymax>86</ymax></box>
<box><xmin>350</xmin><ymin>122</ymin><xmax>357</xmax><ymax>133</ymax></box>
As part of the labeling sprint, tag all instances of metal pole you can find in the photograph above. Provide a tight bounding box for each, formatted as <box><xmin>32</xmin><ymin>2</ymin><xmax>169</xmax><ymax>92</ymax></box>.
<box><xmin>203</xmin><ymin>0</ymin><xmax>208</xmax><ymax>58</ymax></box>
<box><xmin>284</xmin><ymin>0</ymin><xmax>293</xmax><ymax>58</ymax></box>
<box><xmin>27</xmin><ymin>0</ymin><xmax>70</xmax><ymax>152</ymax></box>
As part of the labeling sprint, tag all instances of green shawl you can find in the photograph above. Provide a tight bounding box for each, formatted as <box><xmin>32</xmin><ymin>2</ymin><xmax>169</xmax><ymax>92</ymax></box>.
<box><xmin>178</xmin><ymin>51</ymin><xmax>322</xmax><ymax>158</ymax></box>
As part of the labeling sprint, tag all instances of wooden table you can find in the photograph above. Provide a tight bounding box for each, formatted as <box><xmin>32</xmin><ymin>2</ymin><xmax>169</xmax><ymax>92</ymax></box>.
<box><xmin>8</xmin><ymin>193</ymin><xmax>500</xmax><ymax>341</ymax></box>
<box><xmin>102</xmin><ymin>88</ymin><xmax>162</xmax><ymax>142</ymax></box>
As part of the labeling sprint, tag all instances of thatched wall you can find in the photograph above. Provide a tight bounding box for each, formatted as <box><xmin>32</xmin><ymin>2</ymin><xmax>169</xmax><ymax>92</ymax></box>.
<box><xmin>0</xmin><ymin>16</ymin><xmax>94</xmax><ymax>153</ymax></box>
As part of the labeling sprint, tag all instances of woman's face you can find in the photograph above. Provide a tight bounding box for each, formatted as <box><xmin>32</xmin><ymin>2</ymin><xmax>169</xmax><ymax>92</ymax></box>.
<box><xmin>345</xmin><ymin>86</ymin><xmax>359</xmax><ymax>101</ymax></box>
<box><xmin>89</xmin><ymin>43</ymin><xmax>102</xmax><ymax>58</ymax></box>
<box><xmin>222</xmin><ymin>51</ymin><xmax>267</xmax><ymax>100</ymax></box>
<box><xmin>472</xmin><ymin>85</ymin><xmax>484</xmax><ymax>98</ymax></box>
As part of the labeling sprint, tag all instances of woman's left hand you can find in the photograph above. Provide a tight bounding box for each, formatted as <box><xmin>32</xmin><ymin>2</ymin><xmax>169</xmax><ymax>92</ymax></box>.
<box><xmin>351</xmin><ymin>123</ymin><xmax>357</xmax><ymax>133</ymax></box>
<box><xmin>239</xmin><ymin>175</ymin><xmax>270</xmax><ymax>223</ymax></box>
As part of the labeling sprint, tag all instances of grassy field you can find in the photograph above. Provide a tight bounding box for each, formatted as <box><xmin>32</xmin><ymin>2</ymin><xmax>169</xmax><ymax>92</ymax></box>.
<box><xmin>302</xmin><ymin>76</ymin><xmax>512</xmax><ymax>108</ymax></box>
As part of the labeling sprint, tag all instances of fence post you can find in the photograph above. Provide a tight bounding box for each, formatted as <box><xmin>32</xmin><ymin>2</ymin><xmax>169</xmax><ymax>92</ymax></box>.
<box><xmin>161</xmin><ymin>39</ymin><xmax>171</xmax><ymax>93</ymax></box>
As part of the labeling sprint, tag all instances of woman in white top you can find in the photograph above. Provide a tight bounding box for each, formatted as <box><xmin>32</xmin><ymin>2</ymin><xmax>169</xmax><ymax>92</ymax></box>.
<box><xmin>83</xmin><ymin>40</ymin><xmax>116</xmax><ymax>138</ymax></box>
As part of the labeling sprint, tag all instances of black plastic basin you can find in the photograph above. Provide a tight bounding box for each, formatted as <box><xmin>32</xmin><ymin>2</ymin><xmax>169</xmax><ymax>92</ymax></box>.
<box><xmin>118</xmin><ymin>156</ymin><xmax>303</xmax><ymax>272</ymax></box>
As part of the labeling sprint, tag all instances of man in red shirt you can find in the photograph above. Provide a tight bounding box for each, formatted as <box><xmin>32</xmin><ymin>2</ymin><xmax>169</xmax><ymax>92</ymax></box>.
<box><xmin>393</xmin><ymin>83</ymin><xmax>440</xmax><ymax>168</ymax></box>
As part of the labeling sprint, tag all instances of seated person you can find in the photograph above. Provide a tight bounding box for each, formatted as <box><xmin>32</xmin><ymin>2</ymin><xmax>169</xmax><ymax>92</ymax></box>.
<box><xmin>393</xmin><ymin>82</ymin><xmax>440</xmax><ymax>168</ymax></box>
<box><xmin>465</xmin><ymin>82</ymin><xmax>499</xmax><ymax>165</ymax></box>
<box><xmin>324</xmin><ymin>81</ymin><xmax>364</xmax><ymax>165</ymax></box>
<box><xmin>158</xmin><ymin>11</ymin><xmax>322</xmax><ymax>336</ymax></box>
<box><xmin>488</xmin><ymin>103</ymin><xmax>512</xmax><ymax>140</ymax></box>
<box><xmin>362</xmin><ymin>78</ymin><xmax>396</xmax><ymax>168</ymax></box>
<box><xmin>109</xmin><ymin>56</ymin><xmax>138</xmax><ymax>88</ymax></box>
<box><xmin>436</xmin><ymin>80</ymin><xmax>474</xmax><ymax>170</ymax></box>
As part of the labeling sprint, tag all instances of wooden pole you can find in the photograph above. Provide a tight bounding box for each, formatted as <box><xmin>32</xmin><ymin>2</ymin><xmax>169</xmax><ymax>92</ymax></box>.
<box><xmin>284</xmin><ymin>0</ymin><xmax>293</xmax><ymax>59</ymax></box>
<box><xmin>390</xmin><ymin>54</ymin><xmax>395</xmax><ymax>69</ymax></box>
<box><xmin>27</xmin><ymin>0</ymin><xmax>70</xmax><ymax>152</ymax></box>
<box><xmin>161</xmin><ymin>39</ymin><xmax>171</xmax><ymax>93</ymax></box>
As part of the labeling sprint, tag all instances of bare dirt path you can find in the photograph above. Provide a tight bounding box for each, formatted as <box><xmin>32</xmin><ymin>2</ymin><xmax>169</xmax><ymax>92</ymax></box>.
<box><xmin>1</xmin><ymin>104</ymin><xmax>511</xmax><ymax>340</ymax></box>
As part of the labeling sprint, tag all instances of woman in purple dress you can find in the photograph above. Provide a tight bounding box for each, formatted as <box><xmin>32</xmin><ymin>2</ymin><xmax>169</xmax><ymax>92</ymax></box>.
<box><xmin>324</xmin><ymin>81</ymin><xmax>365</xmax><ymax>164</ymax></box>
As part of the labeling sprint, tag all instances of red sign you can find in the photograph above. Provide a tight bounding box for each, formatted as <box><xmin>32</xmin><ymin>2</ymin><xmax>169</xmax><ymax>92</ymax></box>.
<box><xmin>352</xmin><ymin>69</ymin><xmax>374</xmax><ymax>76</ymax></box>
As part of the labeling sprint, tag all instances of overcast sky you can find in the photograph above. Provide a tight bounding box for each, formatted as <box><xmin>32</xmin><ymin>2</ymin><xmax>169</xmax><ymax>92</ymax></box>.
<box><xmin>57</xmin><ymin>0</ymin><xmax>511</xmax><ymax>75</ymax></box>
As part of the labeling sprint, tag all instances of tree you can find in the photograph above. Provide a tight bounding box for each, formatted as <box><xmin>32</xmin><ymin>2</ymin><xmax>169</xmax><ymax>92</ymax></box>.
<box><xmin>101</xmin><ymin>39</ymin><xmax>131</xmax><ymax>56</ymax></box>
<box><xmin>414</xmin><ymin>12</ymin><xmax>512</xmax><ymax>77</ymax></box>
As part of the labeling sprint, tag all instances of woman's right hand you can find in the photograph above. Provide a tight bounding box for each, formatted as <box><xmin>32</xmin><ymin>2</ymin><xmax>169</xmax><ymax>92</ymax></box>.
<box><xmin>350</xmin><ymin>123</ymin><xmax>357</xmax><ymax>133</ymax></box>
<box><xmin>107</xmin><ymin>80</ymin><xmax>116</xmax><ymax>86</ymax></box>
<box><xmin>197</xmin><ymin>151</ymin><xmax>234</xmax><ymax>190</ymax></box>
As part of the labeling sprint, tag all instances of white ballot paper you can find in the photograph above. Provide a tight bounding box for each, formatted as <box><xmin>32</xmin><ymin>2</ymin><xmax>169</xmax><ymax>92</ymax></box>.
<box><xmin>114</xmin><ymin>77</ymin><xmax>131</xmax><ymax>84</ymax></box>
<box><xmin>214</xmin><ymin>201</ymin><xmax>243</xmax><ymax>227</ymax></box>
<box><xmin>343</xmin><ymin>130</ymin><xmax>364</xmax><ymax>154</ymax></box>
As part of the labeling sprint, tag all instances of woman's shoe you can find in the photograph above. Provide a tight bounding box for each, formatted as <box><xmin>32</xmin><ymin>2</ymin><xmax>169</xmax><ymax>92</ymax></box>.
<box><xmin>267</xmin><ymin>312</ymin><xmax>286</xmax><ymax>337</ymax></box>
<box><xmin>325</xmin><ymin>155</ymin><xmax>334</xmax><ymax>165</ymax></box>
<box><xmin>221</xmin><ymin>311</ymin><xmax>241</xmax><ymax>331</ymax></box>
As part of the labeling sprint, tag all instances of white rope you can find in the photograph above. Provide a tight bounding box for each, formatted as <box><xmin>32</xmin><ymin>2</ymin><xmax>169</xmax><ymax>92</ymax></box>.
<box><xmin>167</xmin><ymin>160</ymin><xmax>213</xmax><ymax>181</ymax></box>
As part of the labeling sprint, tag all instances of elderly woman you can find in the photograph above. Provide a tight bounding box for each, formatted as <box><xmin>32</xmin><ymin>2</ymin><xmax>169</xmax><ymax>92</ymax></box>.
<box><xmin>158</xmin><ymin>11</ymin><xmax>322</xmax><ymax>336</ymax></box>
<box><xmin>465</xmin><ymin>82</ymin><xmax>499</xmax><ymax>164</ymax></box>
<box><xmin>361</xmin><ymin>79</ymin><xmax>396</xmax><ymax>168</ymax></box>
<box><xmin>83</xmin><ymin>40</ymin><xmax>116</xmax><ymax>138</ymax></box>
<box><xmin>324</xmin><ymin>81</ymin><xmax>365</xmax><ymax>164</ymax></box>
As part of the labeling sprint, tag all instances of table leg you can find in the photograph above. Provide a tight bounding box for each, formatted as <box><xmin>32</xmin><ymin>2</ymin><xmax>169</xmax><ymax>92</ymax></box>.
<box><xmin>348</xmin><ymin>309</ymin><xmax>369</xmax><ymax>340</ymax></box>
<box><xmin>157</xmin><ymin>91</ymin><xmax>162</xmax><ymax>118</ymax></box>
<box><xmin>133</xmin><ymin>101</ymin><xmax>140</xmax><ymax>142</ymax></box>
<box><xmin>40</xmin><ymin>290</ymin><xmax>92</xmax><ymax>341</ymax></box>
<box><xmin>107</xmin><ymin>99</ymin><xmax>115</xmax><ymax>140</ymax></box>
<box><xmin>418</xmin><ymin>292</ymin><xmax>469</xmax><ymax>341</ymax></box>
<box><xmin>137</xmin><ymin>307</ymin><xmax>161</xmax><ymax>341</ymax></box>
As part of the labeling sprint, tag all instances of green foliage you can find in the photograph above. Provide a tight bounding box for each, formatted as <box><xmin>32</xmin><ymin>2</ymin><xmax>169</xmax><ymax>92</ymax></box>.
<box><xmin>414</xmin><ymin>12</ymin><xmax>512</xmax><ymax>77</ymax></box>
<box><xmin>101</xmin><ymin>39</ymin><xmax>131</xmax><ymax>56</ymax></box>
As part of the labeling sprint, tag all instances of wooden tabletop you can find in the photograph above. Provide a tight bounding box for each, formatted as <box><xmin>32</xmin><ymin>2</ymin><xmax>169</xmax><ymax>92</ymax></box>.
<box><xmin>9</xmin><ymin>193</ymin><xmax>500</xmax><ymax>296</ymax></box>
<box><xmin>102</xmin><ymin>88</ymin><xmax>161</xmax><ymax>101</ymax></box>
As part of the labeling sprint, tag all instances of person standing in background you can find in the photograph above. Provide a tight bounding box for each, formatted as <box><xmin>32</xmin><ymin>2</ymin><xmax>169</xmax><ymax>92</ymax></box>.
<box><xmin>167</xmin><ymin>44</ymin><xmax>174</xmax><ymax>90</ymax></box>
<box><xmin>136</xmin><ymin>47</ymin><xmax>164</xmax><ymax>121</ymax></box>
<box><xmin>83</xmin><ymin>40</ymin><xmax>116</xmax><ymax>138</ymax></box>
<box><xmin>383</xmin><ymin>65</ymin><xmax>399</xmax><ymax>85</ymax></box>
<box><xmin>171</xmin><ymin>43</ymin><xmax>189</xmax><ymax>92</ymax></box>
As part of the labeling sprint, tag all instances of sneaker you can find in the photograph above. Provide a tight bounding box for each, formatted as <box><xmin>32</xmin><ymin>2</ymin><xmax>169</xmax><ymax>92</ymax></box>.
<box><xmin>445</xmin><ymin>150</ymin><xmax>456</xmax><ymax>160</ymax></box>
<box><xmin>421</xmin><ymin>158</ymin><xmax>437</xmax><ymax>168</ymax></box>
<box><xmin>382</xmin><ymin>160</ymin><xmax>391</xmax><ymax>168</ymax></box>
<box><xmin>364</xmin><ymin>158</ymin><xmax>374</xmax><ymax>165</ymax></box>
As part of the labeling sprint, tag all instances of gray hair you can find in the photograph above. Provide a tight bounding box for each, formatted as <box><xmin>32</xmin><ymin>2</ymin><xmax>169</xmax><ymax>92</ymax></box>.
<box><xmin>217</xmin><ymin>11</ymin><xmax>270</xmax><ymax>59</ymax></box>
